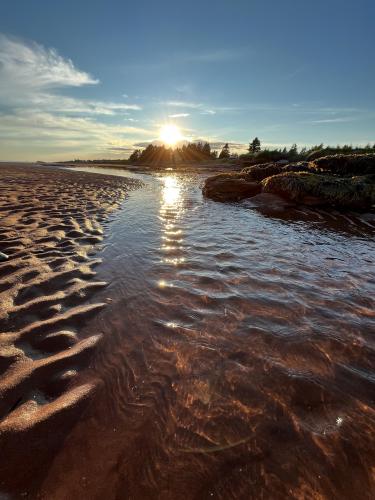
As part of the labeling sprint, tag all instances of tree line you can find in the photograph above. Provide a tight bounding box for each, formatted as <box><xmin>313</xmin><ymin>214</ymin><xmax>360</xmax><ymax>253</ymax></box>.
<box><xmin>129</xmin><ymin>141</ymin><xmax>236</xmax><ymax>163</ymax></box>
<box><xmin>127</xmin><ymin>137</ymin><xmax>375</xmax><ymax>165</ymax></box>
<box><xmin>243</xmin><ymin>138</ymin><xmax>375</xmax><ymax>163</ymax></box>
<box><xmin>130</xmin><ymin>142</ymin><xmax>222</xmax><ymax>163</ymax></box>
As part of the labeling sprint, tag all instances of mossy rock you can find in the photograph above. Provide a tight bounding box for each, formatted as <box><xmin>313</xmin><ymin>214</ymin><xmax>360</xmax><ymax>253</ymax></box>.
<box><xmin>262</xmin><ymin>171</ymin><xmax>375</xmax><ymax>210</ymax></box>
<box><xmin>310</xmin><ymin>154</ymin><xmax>375</xmax><ymax>176</ymax></box>
<box><xmin>241</xmin><ymin>163</ymin><xmax>284</xmax><ymax>181</ymax></box>
<box><xmin>203</xmin><ymin>154</ymin><xmax>375</xmax><ymax>209</ymax></box>
<box><xmin>242</xmin><ymin>162</ymin><xmax>310</xmax><ymax>182</ymax></box>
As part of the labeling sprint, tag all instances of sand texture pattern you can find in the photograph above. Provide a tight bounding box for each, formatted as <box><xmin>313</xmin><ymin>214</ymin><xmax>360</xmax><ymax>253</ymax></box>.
<box><xmin>0</xmin><ymin>164</ymin><xmax>141</xmax><ymax>493</ymax></box>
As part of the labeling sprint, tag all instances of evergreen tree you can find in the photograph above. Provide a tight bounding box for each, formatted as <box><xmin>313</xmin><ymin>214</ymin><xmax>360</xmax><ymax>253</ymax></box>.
<box><xmin>203</xmin><ymin>142</ymin><xmax>211</xmax><ymax>158</ymax></box>
<box><xmin>129</xmin><ymin>149</ymin><xmax>140</xmax><ymax>162</ymax></box>
<box><xmin>219</xmin><ymin>143</ymin><xmax>230</xmax><ymax>159</ymax></box>
<box><xmin>249</xmin><ymin>137</ymin><xmax>261</xmax><ymax>153</ymax></box>
<box><xmin>289</xmin><ymin>143</ymin><xmax>298</xmax><ymax>158</ymax></box>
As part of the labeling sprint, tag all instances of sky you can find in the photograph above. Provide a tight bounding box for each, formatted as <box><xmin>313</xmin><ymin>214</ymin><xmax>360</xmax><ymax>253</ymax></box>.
<box><xmin>0</xmin><ymin>0</ymin><xmax>374</xmax><ymax>161</ymax></box>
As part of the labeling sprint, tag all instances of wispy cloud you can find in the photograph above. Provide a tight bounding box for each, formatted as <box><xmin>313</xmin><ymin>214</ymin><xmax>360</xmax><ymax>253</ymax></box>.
<box><xmin>24</xmin><ymin>94</ymin><xmax>142</xmax><ymax>115</ymax></box>
<box><xmin>0</xmin><ymin>34</ymin><xmax>141</xmax><ymax>115</ymax></box>
<box><xmin>163</xmin><ymin>101</ymin><xmax>230</xmax><ymax>116</ymax></box>
<box><xmin>180</xmin><ymin>48</ymin><xmax>249</xmax><ymax>63</ymax></box>
<box><xmin>168</xmin><ymin>113</ymin><xmax>190</xmax><ymax>118</ymax></box>
<box><xmin>306</xmin><ymin>117</ymin><xmax>358</xmax><ymax>124</ymax></box>
<box><xmin>164</xmin><ymin>100</ymin><xmax>203</xmax><ymax>109</ymax></box>
<box><xmin>107</xmin><ymin>146</ymin><xmax>134</xmax><ymax>152</ymax></box>
<box><xmin>0</xmin><ymin>34</ymin><xmax>147</xmax><ymax>159</ymax></box>
<box><xmin>0</xmin><ymin>34</ymin><xmax>98</xmax><ymax>90</ymax></box>
<box><xmin>123</xmin><ymin>47</ymin><xmax>251</xmax><ymax>73</ymax></box>
<box><xmin>0</xmin><ymin>111</ymin><xmax>153</xmax><ymax>138</ymax></box>
<box><xmin>0</xmin><ymin>109</ymin><xmax>156</xmax><ymax>159</ymax></box>
<box><xmin>207</xmin><ymin>141</ymin><xmax>245</xmax><ymax>150</ymax></box>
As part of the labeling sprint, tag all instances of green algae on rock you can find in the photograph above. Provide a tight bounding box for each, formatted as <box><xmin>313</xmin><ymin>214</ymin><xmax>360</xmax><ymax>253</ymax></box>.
<box><xmin>203</xmin><ymin>154</ymin><xmax>375</xmax><ymax>210</ymax></box>
<box><xmin>311</xmin><ymin>154</ymin><xmax>375</xmax><ymax>176</ymax></box>
<box><xmin>262</xmin><ymin>172</ymin><xmax>375</xmax><ymax>210</ymax></box>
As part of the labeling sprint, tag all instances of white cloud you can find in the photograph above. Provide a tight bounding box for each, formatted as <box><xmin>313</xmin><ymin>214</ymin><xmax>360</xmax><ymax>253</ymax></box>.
<box><xmin>163</xmin><ymin>101</ymin><xmax>236</xmax><ymax>115</ymax></box>
<box><xmin>0</xmin><ymin>34</ymin><xmax>98</xmax><ymax>91</ymax></box>
<box><xmin>165</xmin><ymin>100</ymin><xmax>203</xmax><ymax>109</ymax></box>
<box><xmin>308</xmin><ymin>117</ymin><xmax>356</xmax><ymax>124</ymax></box>
<box><xmin>0</xmin><ymin>34</ymin><xmax>143</xmax><ymax>116</ymax></box>
<box><xmin>0</xmin><ymin>110</ymin><xmax>153</xmax><ymax>138</ymax></box>
<box><xmin>0</xmin><ymin>35</ymin><xmax>142</xmax><ymax>116</ymax></box>
<box><xmin>168</xmin><ymin>113</ymin><xmax>190</xmax><ymax>118</ymax></box>
<box><xmin>0</xmin><ymin>110</ymin><xmax>156</xmax><ymax>160</ymax></box>
<box><xmin>0</xmin><ymin>34</ymin><xmax>147</xmax><ymax>159</ymax></box>
<box><xmin>208</xmin><ymin>142</ymin><xmax>245</xmax><ymax>150</ymax></box>
<box><xmin>27</xmin><ymin>94</ymin><xmax>142</xmax><ymax>115</ymax></box>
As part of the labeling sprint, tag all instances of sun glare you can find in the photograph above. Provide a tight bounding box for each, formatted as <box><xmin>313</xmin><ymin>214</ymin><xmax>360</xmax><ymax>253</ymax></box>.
<box><xmin>159</xmin><ymin>124</ymin><xmax>182</xmax><ymax>147</ymax></box>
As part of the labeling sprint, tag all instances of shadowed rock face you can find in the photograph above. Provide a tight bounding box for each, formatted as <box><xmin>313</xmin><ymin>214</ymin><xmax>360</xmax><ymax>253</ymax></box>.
<box><xmin>202</xmin><ymin>173</ymin><xmax>261</xmax><ymax>201</ymax></box>
<box><xmin>203</xmin><ymin>154</ymin><xmax>375</xmax><ymax>210</ymax></box>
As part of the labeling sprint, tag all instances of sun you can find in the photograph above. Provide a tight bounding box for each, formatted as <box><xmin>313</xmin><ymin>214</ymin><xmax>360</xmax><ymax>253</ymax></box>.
<box><xmin>159</xmin><ymin>124</ymin><xmax>182</xmax><ymax>147</ymax></box>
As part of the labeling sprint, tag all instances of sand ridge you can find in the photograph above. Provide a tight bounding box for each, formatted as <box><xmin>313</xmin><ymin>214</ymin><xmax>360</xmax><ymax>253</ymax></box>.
<box><xmin>0</xmin><ymin>164</ymin><xmax>141</xmax><ymax>492</ymax></box>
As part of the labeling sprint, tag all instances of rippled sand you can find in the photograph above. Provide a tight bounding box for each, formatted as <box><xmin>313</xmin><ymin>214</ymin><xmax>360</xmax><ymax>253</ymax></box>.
<box><xmin>0</xmin><ymin>164</ymin><xmax>141</xmax><ymax>495</ymax></box>
<box><xmin>1</xmin><ymin>167</ymin><xmax>375</xmax><ymax>499</ymax></box>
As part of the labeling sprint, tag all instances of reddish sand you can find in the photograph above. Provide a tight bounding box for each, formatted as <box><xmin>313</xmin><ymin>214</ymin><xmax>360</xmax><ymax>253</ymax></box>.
<box><xmin>0</xmin><ymin>164</ymin><xmax>141</xmax><ymax>495</ymax></box>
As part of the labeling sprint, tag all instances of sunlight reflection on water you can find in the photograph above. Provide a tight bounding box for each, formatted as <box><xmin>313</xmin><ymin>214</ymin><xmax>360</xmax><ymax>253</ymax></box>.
<box><xmin>161</xmin><ymin>175</ymin><xmax>182</xmax><ymax>207</ymax></box>
<box><xmin>159</xmin><ymin>176</ymin><xmax>185</xmax><ymax>269</ymax></box>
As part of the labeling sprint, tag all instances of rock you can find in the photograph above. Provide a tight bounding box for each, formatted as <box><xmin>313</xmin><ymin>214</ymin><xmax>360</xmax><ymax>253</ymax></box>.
<box><xmin>241</xmin><ymin>163</ymin><xmax>284</xmax><ymax>181</ymax></box>
<box><xmin>203</xmin><ymin>173</ymin><xmax>261</xmax><ymax>202</ymax></box>
<box><xmin>241</xmin><ymin>193</ymin><xmax>296</xmax><ymax>213</ymax></box>
<box><xmin>262</xmin><ymin>172</ymin><xmax>375</xmax><ymax>210</ymax></box>
<box><xmin>242</xmin><ymin>162</ymin><xmax>310</xmax><ymax>182</ymax></box>
<box><xmin>0</xmin><ymin>252</ymin><xmax>9</xmax><ymax>262</ymax></box>
<box><xmin>310</xmin><ymin>154</ymin><xmax>375</xmax><ymax>176</ymax></box>
<box><xmin>203</xmin><ymin>154</ymin><xmax>375</xmax><ymax>210</ymax></box>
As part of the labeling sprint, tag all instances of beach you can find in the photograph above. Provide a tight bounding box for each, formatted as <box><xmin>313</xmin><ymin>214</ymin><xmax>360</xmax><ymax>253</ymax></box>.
<box><xmin>0</xmin><ymin>164</ymin><xmax>374</xmax><ymax>498</ymax></box>
<box><xmin>0</xmin><ymin>164</ymin><xmax>141</xmax><ymax>494</ymax></box>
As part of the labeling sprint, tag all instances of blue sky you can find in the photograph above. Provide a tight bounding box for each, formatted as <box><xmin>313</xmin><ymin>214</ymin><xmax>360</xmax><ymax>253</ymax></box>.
<box><xmin>1</xmin><ymin>0</ymin><xmax>374</xmax><ymax>160</ymax></box>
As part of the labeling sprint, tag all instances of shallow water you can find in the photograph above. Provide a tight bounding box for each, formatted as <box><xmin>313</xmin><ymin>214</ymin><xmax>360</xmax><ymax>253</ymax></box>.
<box><xmin>42</xmin><ymin>167</ymin><xmax>375</xmax><ymax>499</ymax></box>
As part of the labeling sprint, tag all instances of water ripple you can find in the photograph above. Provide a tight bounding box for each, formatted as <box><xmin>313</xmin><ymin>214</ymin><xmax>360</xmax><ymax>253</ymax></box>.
<box><xmin>40</xmin><ymin>168</ymin><xmax>375</xmax><ymax>499</ymax></box>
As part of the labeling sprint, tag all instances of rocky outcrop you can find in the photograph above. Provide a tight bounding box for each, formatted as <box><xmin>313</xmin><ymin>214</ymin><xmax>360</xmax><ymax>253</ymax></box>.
<box><xmin>242</xmin><ymin>162</ymin><xmax>310</xmax><ymax>182</ymax></box>
<box><xmin>203</xmin><ymin>154</ymin><xmax>375</xmax><ymax>210</ymax></box>
<box><xmin>310</xmin><ymin>154</ymin><xmax>375</xmax><ymax>176</ymax></box>
<box><xmin>202</xmin><ymin>173</ymin><xmax>261</xmax><ymax>201</ymax></box>
<box><xmin>262</xmin><ymin>172</ymin><xmax>375</xmax><ymax>210</ymax></box>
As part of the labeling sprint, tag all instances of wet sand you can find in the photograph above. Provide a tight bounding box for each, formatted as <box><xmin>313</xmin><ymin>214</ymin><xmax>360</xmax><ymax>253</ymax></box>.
<box><xmin>0</xmin><ymin>164</ymin><xmax>141</xmax><ymax>495</ymax></box>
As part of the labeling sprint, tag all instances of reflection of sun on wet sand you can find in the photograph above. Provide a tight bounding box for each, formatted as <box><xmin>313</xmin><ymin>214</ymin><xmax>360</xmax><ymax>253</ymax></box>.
<box><xmin>0</xmin><ymin>163</ymin><xmax>141</xmax><ymax>494</ymax></box>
